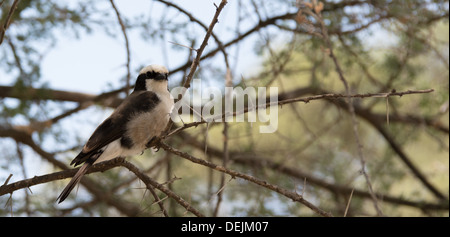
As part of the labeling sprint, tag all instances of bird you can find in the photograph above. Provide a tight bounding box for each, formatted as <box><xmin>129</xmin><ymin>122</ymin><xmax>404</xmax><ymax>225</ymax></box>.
<box><xmin>57</xmin><ymin>64</ymin><xmax>174</xmax><ymax>204</ymax></box>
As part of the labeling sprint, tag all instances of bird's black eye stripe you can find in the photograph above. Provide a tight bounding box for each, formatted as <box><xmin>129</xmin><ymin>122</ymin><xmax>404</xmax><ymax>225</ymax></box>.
<box><xmin>146</xmin><ymin>71</ymin><xmax>156</xmax><ymax>78</ymax></box>
<box><xmin>145</xmin><ymin>71</ymin><xmax>168</xmax><ymax>80</ymax></box>
<box><xmin>157</xmin><ymin>73</ymin><xmax>168</xmax><ymax>80</ymax></box>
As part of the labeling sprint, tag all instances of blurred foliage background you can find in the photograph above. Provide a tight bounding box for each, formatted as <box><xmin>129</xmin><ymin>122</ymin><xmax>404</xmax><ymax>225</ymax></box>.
<box><xmin>0</xmin><ymin>0</ymin><xmax>448</xmax><ymax>216</ymax></box>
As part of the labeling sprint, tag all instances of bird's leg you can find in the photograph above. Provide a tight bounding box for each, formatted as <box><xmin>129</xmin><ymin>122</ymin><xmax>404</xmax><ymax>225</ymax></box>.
<box><xmin>146</xmin><ymin>136</ymin><xmax>162</xmax><ymax>151</ymax></box>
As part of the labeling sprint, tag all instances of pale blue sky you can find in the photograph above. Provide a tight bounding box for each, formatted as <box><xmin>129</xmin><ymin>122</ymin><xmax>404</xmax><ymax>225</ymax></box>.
<box><xmin>39</xmin><ymin>0</ymin><xmax>263</xmax><ymax>94</ymax></box>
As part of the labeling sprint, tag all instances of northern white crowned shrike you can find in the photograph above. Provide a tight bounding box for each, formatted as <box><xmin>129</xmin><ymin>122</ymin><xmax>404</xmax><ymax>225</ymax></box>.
<box><xmin>57</xmin><ymin>65</ymin><xmax>174</xmax><ymax>203</ymax></box>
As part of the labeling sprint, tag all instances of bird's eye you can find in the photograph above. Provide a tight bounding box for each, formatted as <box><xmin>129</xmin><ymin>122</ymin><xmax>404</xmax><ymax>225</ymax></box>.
<box><xmin>146</xmin><ymin>71</ymin><xmax>154</xmax><ymax>78</ymax></box>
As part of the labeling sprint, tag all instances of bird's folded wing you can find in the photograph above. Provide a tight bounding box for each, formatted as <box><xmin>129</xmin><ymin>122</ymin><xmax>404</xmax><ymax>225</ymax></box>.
<box><xmin>71</xmin><ymin>115</ymin><xmax>127</xmax><ymax>166</ymax></box>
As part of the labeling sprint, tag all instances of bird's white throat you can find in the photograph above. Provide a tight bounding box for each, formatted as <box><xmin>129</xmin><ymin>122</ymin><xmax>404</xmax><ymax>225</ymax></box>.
<box><xmin>146</xmin><ymin>79</ymin><xmax>168</xmax><ymax>93</ymax></box>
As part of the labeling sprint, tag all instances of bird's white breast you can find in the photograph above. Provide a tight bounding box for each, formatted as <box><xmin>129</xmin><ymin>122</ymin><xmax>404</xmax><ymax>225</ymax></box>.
<box><xmin>93</xmin><ymin>90</ymin><xmax>174</xmax><ymax>165</ymax></box>
<box><xmin>125</xmin><ymin>90</ymin><xmax>174</xmax><ymax>149</ymax></box>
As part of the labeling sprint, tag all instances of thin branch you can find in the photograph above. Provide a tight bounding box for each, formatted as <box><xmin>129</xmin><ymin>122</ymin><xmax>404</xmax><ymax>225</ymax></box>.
<box><xmin>159</xmin><ymin>141</ymin><xmax>333</xmax><ymax>217</ymax></box>
<box><xmin>0</xmin><ymin>0</ymin><xmax>20</xmax><ymax>45</ymax></box>
<box><xmin>109</xmin><ymin>0</ymin><xmax>131</xmax><ymax>94</ymax></box>
<box><xmin>2</xmin><ymin>174</ymin><xmax>13</xmax><ymax>186</ymax></box>
<box><xmin>179</xmin><ymin>131</ymin><xmax>449</xmax><ymax>211</ymax></box>
<box><xmin>156</xmin><ymin>0</ymin><xmax>230</xmax><ymax>66</ymax></box>
<box><xmin>362</xmin><ymin>111</ymin><xmax>449</xmax><ymax>201</ymax></box>
<box><xmin>166</xmin><ymin>86</ymin><xmax>447</xmax><ymax>204</ymax></box>
<box><xmin>0</xmin><ymin>158</ymin><xmax>124</xmax><ymax>196</ymax></box>
<box><xmin>168</xmin><ymin>41</ymin><xmax>197</xmax><ymax>51</ymax></box>
<box><xmin>166</xmin><ymin>89</ymin><xmax>435</xmax><ymax>138</ymax></box>
<box><xmin>0</xmin><ymin>127</ymin><xmax>143</xmax><ymax>216</ymax></box>
<box><xmin>300</xmin><ymin>4</ymin><xmax>383</xmax><ymax>215</ymax></box>
<box><xmin>0</xmin><ymin>157</ymin><xmax>204</xmax><ymax>217</ymax></box>
<box><xmin>182</xmin><ymin>0</ymin><xmax>228</xmax><ymax>89</ymax></box>
<box><xmin>344</xmin><ymin>189</ymin><xmax>354</xmax><ymax>217</ymax></box>
<box><xmin>164</xmin><ymin>0</ymin><xmax>228</xmax><ymax>132</ymax></box>
<box><xmin>118</xmin><ymin>159</ymin><xmax>205</xmax><ymax>217</ymax></box>
<box><xmin>323</xmin><ymin>94</ymin><xmax>448</xmax><ymax>201</ymax></box>
<box><xmin>1</xmin><ymin>85</ymin><xmax>445</xmax><ymax>134</ymax></box>
<box><xmin>214</xmin><ymin>68</ymin><xmax>232</xmax><ymax>216</ymax></box>
<box><xmin>144</xmin><ymin>182</ymin><xmax>169</xmax><ymax>217</ymax></box>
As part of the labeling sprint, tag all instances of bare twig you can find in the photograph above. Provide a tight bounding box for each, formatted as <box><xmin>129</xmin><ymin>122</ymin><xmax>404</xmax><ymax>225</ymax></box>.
<box><xmin>179</xmin><ymin>131</ymin><xmax>449</xmax><ymax>211</ymax></box>
<box><xmin>119</xmin><ymin>158</ymin><xmax>204</xmax><ymax>217</ymax></box>
<box><xmin>164</xmin><ymin>0</ymin><xmax>228</xmax><ymax>133</ymax></box>
<box><xmin>109</xmin><ymin>0</ymin><xmax>131</xmax><ymax>94</ymax></box>
<box><xmin>214</xmin><ymin>67</ymin><xmax>232</xmax><ymax>216</ymax></box>
<box><xmin>344</xmin><ymin>189</ymin><xmax>354</xmax><ymax>217</ymax></box>
<box><xmin>159</xmin><ymin>141</ymin><xmax>333</xmax><ymax>217</ymax></box>
<box><xmin>168</xmin><ymin>41</ymin><xmax>197</xmax><ymax>51</ymax></box>
<box><xmin>156</xmin><ymin>0</ymin><xmax>230</xmax><ymax>66</ymax></box>
<box><xmin>3</xmin><ymin>174</ymin><xmax>13</xmax><ymax>186</ymax></box>
<box><xmin>0</xmin><ymin>0</ymin><xmax>20</xmax><ymax>45</ymax></box>
<box><xmin>300</xmin><ymin>4</ymin><xmax>384</xmax><ymax>215</ymax></box>
<box><xmin>166</xmin><ymin>89</ymin><xmax>435</xmax><ymax>138</ymax></box>
<box><xmin>182</xmin><ymin>0</ymin><xmax>228</xmax><ymax>89</ymax></box>
<box><xmin>0</xmin><ymin>158</ymin><xmax>203</xmax><ymax>217</ymax></box>
<box><xmin>144</xmin><ymin>183</ymin><xmax>169</xmax><ymax>217</ymax></box>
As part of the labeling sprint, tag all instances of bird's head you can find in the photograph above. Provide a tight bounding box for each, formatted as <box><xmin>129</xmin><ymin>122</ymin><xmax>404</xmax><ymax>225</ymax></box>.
<box><xmin>135</xmin><ymin>65</ymin><xmax>169</xmax><ymax>92</ymax></box>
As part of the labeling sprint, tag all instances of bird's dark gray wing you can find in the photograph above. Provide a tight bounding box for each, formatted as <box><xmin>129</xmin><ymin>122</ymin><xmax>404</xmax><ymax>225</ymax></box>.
<box><xmin>70</xmin><ymin>114</ymin><xmax>126</xmax><ymax>166</ymax></box>
<box><xmin>70</xmin><ymin>91</ymin><xmax>161</xmax><ymax>166</ymax></box>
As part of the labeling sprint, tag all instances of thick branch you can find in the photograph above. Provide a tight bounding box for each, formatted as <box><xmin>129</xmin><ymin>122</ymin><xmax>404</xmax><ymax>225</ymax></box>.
<box><xmin>0</xmin><ymin>85</ymin><xmax>96</xmax><ymax>103</ymax></box>
<box><xmin>0</xmin><ymin>158</ymin><xmax>122</xmax><ymax>196</ymax></box>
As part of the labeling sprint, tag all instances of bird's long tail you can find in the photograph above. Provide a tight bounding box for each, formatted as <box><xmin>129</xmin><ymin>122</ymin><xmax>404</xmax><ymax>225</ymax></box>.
<box><xmin>57</xmin><ymin>162</ymin><xmax>92</xmax><ymax>204</ymax></box>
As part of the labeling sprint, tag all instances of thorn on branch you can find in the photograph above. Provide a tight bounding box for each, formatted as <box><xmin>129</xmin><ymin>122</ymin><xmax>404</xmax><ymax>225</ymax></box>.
<box><xmin>3</xmin><ymin>174</ymin><xmax>13</xmax><ymax>186</ymax></box>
